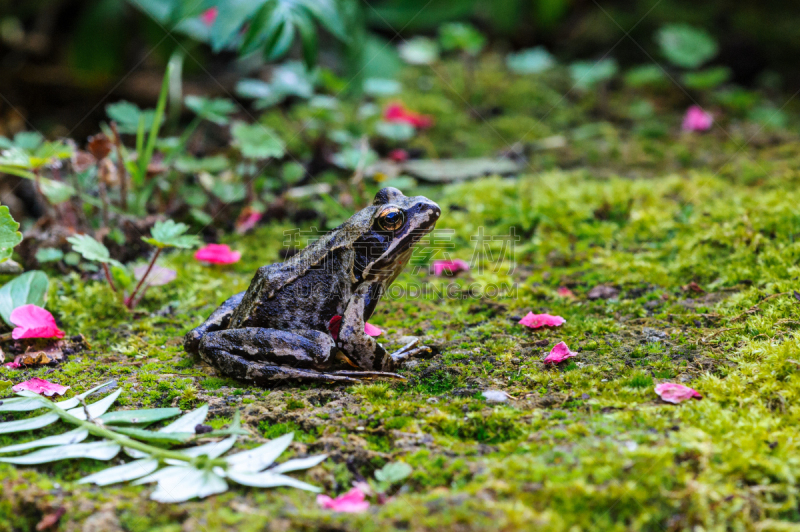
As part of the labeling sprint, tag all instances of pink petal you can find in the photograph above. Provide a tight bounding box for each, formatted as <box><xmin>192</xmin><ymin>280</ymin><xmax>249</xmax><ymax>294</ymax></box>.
<box><xmin>200</xmin><ymin>7</ymin><xmax>218</xmax><ymax>27</ymax></box>
<box><xmin>432</xmin><ymin>259</ymin><xmax>470</xmax><ymax>276</ymax></box>
<box><xmin>519</xmin><ymin>312</ymin><xmax>565</xmax><ymax>329</ymax></box>
<box><xmin>12</xmin><ymin>377</ymin><xmax>70</xmax><ymax>397</ymax></box>
<box><xmin>682</xmin><ymin>105</ymin><xmax>713</xmax><ymax>132</ymax></box>
<box><xmin>194</xmin><ymin>244</ymin><xmax>241</xmax><ymax>264</ymax></box>
<box><xmin>4</xmin><ymin>361</ymin><xmax>21</xmax><ymax>369</ymax></box>
<box><xmin>9</xmin><ymin>305</ymin><xmax>65</xmax><ymax>340</ymax></box>
<box><xmin>543</xmin><ymin>341</ymin><xmax>577</xmax><ymax>364</ymax></box>
<box><xmin>133</xmin><ymin>264</ymin><xmax>177</xmax><ymax>286</ymax></box>
<box><xmin>328</xmin><ymin>315</ymin><xmax>382</xmax><ymax>340</ymax></box>
<box><xmin>384</xmin><ymin>103</ymin><xmax>434</xmax><ymax>129</ymax></box>
<box><xmin>317</xmin><ymin>487</ymin><xmax>370</xmax><ymax>513</ymax></box>
<box><xmin>389</xmin><ymin>149</ymin><xmax>409</xmax><ymax>162</ymax></box>
<box><xmin>235</xmin><ymin>210</ymin><xmax>262</xmax><ymax>234</ymax></box>
<box><xmin>557</xmin><ymin>287</ymin><xmax>575</xmax><ymax>298</ymax></box>
<box><xmin>654</xmin><ymin>383</ymin><xmax>702</xmax><ymax>404</ymax></box>
<box><xmin>363</xmin><ymin>322</ymin><xmax>382</xmax><ymax>337</ymax></box>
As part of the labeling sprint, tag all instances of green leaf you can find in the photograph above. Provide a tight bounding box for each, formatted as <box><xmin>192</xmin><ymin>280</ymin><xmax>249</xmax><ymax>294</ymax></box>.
<box><xmin>506</xmin><ymin>47</ymin><xmax>555</xmax><ymax>74</ymax></box>
<box><xmin>682</xmin><ymin>66</ymin><xmax>732</xmax><ymax>91</ymax></box>
<box><xmin>0</xmin><ymin>413</ymin><xmax>60</xmax><ymax>434</ymax></box>
<box><xmin>35</xmin><ymin>247</ymin><xmax>64</xmax><ymax>263</ymax></box>
<box><xmin>656</xmin><ymin>24</ymin><xmax>718</xmax><ymax>69</ymax></box>
<box><xmin>136</xmin><ymin>466</ymin><xmax>228</xmax><ymax>503</ymax></box>
<box><xmin>184</xmin><ymin>96</ymin><xmax>237</xmax><ymax>126</ymax></box>
<box><xmin>231</xmin><ymin>122</ymin><xmax>285</xmax><ymax>159</ymax></box>
<box><xmin>113</xmin><ymin>427</ymin><xmax>194</xmax><ymax>444</ymax></box>
<box><xmin>170</xmin><ymin>435</ymin><xmax>236</xmax><ymax>461</ymax></box>
<box><xmin>398</xmin><ymin>37</ymin><xmax>439</xmax><ymax>65</ymax></box>
<box><xmin>569</xmin><ymin>59</ymin><xmax>618</xmax><ymax>90</ymax></box>
<box><xmin>160</xmin><ymin>404</ymin><xmax>208</xmax><ymax>433</ymax></box>
<box><xmin>174</xmin><ymin>155</ymin><xmax>229</xmax><ymax>174</ymax></box>
<box><xmin>142</xmin><ymin>219</ymin><xmax>200</xmax><ymax>249</ymax></box>
<box><xmin>210</xmin><ymin>0</ymin><xmax>268</xmax><ymax>52</ymax></box>
<box><xmin>226</xmin><ymin>432</ymin><xmax>293</xmax><ymax>472</ymax></box>
<box><xmin>0</xmin><ymin>205</ymin><xmax>22</xmax><ymax>263</ymax></box>
<box><xmin>106</xmin><ymin>101</ymin><xmax>157</xmax><ymax>134</ymax></box>
<box><xmin>13</xmin><ymin>131</ymin><xmax>44</xmax><ymax>151</ymax></box>
<box><xmin>0</xmin><ymin>441</ymin><xmax>120</xmax><ymax>464</ymax></box>
<box><xmin>39</xmin><ymin>179</ymin><xmax>75</xmax><ymax>204</ymax></box>
<box><xmin>227</xmin><ymin>471</ymin><xmax>321</xmax><ymax>492</ymax></box>
<box><xmin>0</xmin><ymin>270</ymin><xmax>48</xmax><ymax>326</ymax></box>
<box><xmin>298</xmin><ymin>0</ymin><xmax>348</xmax><ymax>41</ymax></box>
<box><xmin>374</xmin><ymin>461</ymin><xmax>412</xmax><ymax>484</ymax></box>
<box><xmin>67</xmin><ymin>388</ymin><xmax>122</xmax><ymax>420</ymax></box>
<box><xmin>99</xmin><ymin>408</ymin><xmax>182</xmax><ymax>426</ymax></box>
<box><xmin>439</xmin><ymin>22</ymin><xmax>485</xmax><ymax>56</ymax></box>
<box><xmin>270</xmin><ymin>453</ymin><xmax>327</xmax><ymax>474</ymax></box>
<box><xmin>0</xmin><ymin>381</ymin><xmax>115</xmax><ymax>413</ymax></box>
<box><xmin>67</xmin><ymin>234</ymin><xmax>111</xmax><ymax>263</ymax></box>
<box><xmin>363</xmin><ymin>78</ymin><xmax>401</xmax><ymax>96</ymax></box>
<box><xmin>0</xmin><ymin>428</ymin><xmax>88</xmax><ymax>454</ymax></box>
<box><xmin>624</xmin><ymin>65</ymin><xmax>667</xmax><ymax>89</ymax></box>
<box><xmin>79</xmin><ymin>458</ymin><xmax>159</xmax><ymax>486</ymax></box>
<box><xmin>376</xmin><ymin>121</ymin><xmax>415</xmax><ymax>141</ymax></box>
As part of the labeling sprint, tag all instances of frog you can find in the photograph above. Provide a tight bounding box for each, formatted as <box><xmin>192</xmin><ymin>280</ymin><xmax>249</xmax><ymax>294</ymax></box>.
<box><xmin>184</xmin><ymin>187</ymin><xmax>441</xmax><ymax>384</ymax></box>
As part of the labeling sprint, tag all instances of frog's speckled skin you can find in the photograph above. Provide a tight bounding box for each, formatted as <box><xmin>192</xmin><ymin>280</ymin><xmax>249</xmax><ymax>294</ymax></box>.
<box><xmin>184</xmin><ymin>188</ymin><xmax>441</xmax><ymax>384</ymax></box>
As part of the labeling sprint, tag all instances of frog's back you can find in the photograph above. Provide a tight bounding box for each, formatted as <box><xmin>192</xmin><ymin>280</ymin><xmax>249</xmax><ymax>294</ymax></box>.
<box><xmin>228</xmin><ymin>240</ymin><xmax>356</xmax><ymax>332</ymax></box>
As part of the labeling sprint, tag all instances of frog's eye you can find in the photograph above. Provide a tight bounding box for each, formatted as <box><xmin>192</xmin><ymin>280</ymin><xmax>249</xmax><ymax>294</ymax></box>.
<box><xmin>377</xmin><ymin>207</ymin><xmax>405</xmax><ymax>231</ymax></box>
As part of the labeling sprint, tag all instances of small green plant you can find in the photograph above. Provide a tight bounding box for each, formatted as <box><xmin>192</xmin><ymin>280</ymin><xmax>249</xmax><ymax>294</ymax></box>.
<box><xmin>68</xmin><ymin>220</ymin><xmax>199</xmax><ymax>308</ymax></box>
<box><xmin>656</xmin><ymin>24</ymin><xmax>729</xmax><ymax>92</ymax></box>
<box><xmin>0</xmin><ymin>208</ymin><xmax>50</xmax><ymax>331</ymax></box>
<box><xmin>0</xmin><ymin>383</ymin><xmax>327</xmax><ymax>503</ymax></box>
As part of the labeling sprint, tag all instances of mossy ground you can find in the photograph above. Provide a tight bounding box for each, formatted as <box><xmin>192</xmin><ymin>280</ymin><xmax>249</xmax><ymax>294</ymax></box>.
<box><xmin>3</xmin><ymin>58</ymin><xmax>800</xmax><ymax>531</ymax></box>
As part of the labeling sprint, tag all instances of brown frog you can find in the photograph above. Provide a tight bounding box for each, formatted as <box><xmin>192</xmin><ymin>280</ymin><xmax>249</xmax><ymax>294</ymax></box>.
<box><xmin>184</xmin><ymin>187</ymin><xmax>441</xmax><ymax>384</ymax></box>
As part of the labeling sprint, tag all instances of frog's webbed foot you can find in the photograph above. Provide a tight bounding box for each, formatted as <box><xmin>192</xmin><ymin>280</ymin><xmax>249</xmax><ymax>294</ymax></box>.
<box><xmin>389</xmin><ymin>338</ymin><xmax>432</xmax><ymax>364</ymax></box>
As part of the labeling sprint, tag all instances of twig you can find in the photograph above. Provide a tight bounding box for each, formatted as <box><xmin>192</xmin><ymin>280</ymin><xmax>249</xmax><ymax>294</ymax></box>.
<box><xmin>0</xmin><ymin>332</ymin><xmax>13</xmax><ymax>343</ymax></box>
<box><xmin>730</xmin><ymin>292</ymin><xmax>793</xmax><ymax>322</ymax></box>
<box><xmin>110</xmin><ymin>122</ymin><xmax>128</xmax><ymax>211</ymax></box>
<box><xmin>101</xmin><ymin>263</ymin><xmax>117</xmax><ymax>293</ymax></box>
<box><xmin>125</xmin><ymin>248</ymin><xmax>161</xmax><ymax>308</ymax></box>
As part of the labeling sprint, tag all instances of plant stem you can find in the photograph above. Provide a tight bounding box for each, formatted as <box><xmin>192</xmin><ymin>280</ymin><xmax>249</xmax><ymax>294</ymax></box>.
<box><xmin>0</xmin><ymin>332</ymin><xmax>13</xmax><ymax>342</ymax></box>
<box><xmin>125</xmin><ymin>248</ymin><xmax>161</xmax><ymax>308</ymax></box>
<box><xmin>110</xmin><ymin>122</ymin><xmax>128</xmax><ymax>211</ymax></box>
<box><xmin>101</xmin><ymin>263</ymin><xmax>117</xmax><ymax>293</ymax></box>
<box><xmin>41</xmin><ymin>400</ymin><xmax>228</xmax><ymax>468</ymax></box>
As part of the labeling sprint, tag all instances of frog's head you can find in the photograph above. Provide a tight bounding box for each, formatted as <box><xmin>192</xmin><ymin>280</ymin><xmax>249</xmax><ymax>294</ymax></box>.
<box><xmin>355</xmin><ymin>187</ymin><xmax>441</xmax><ymax>284</ymax></box>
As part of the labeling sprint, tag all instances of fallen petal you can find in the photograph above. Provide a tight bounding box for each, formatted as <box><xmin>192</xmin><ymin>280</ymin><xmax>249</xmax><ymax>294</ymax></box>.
<box><xmin>519</xmin><ymin>312</ymin><xmax>565</xmax><ymax>328</ymax></box>
<box><xmin>10</xmin><ymin>305</ymin><xmax>65</xmax><ymax>340</ymax></box>
<box><xmin>682</xmin><ymin>105</ymin><xmax>713</xmax><ymax>132</ymax></box>
<box><xmin>543</xmin><ymin>341</ymin><xmax>577</xmax><ymax>364</ymax></box>
<box><xmin>363</xmin><ymin>322</ymin><xmax>382</xmax><ymax>337</ymax></box>
<box><xmin>557</xmin><ymin>287</ymin><xmax>575</xmax><ymax>298</ymax></box>
<box><xmin>654</xmin><ymin>383</ymin><xmax>702</xmax><ymax>404</ymax></box>
<box><xmin>12</xmin><ymin>377</ymin><xmax>70</xmax><ymax>397</ymax></box>
<box><xmin>328</xmin><ymin>316</ymin><xmax>382</xmax><ymax>340</ymax></box>
<box><xmin>194</xmin><ymin>244</ymin><xmax>241</xmax><ymax>265</ymax></box>
<box><xmin>432</xmin><ymin>259</ymin><xmax>470</xmax><ymax>276</ymax></box>
<box><xmin>317</xmin><ymin>487</ymin><xmax>370</xmax><ymax>513</ymax></box>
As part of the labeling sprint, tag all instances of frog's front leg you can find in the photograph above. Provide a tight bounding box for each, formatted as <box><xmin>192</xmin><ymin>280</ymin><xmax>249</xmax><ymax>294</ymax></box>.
<box><xmin>184</xmin><ymin>291</ymin><xmax>245</xmax><ymax>355</ymax></box>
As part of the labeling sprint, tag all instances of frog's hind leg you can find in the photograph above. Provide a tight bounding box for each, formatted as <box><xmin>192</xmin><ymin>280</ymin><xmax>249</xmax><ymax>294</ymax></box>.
<box><xmin>184</xmin><ymin>291</ymin><xmax>245</xmax><ymax>354</ymax></box>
